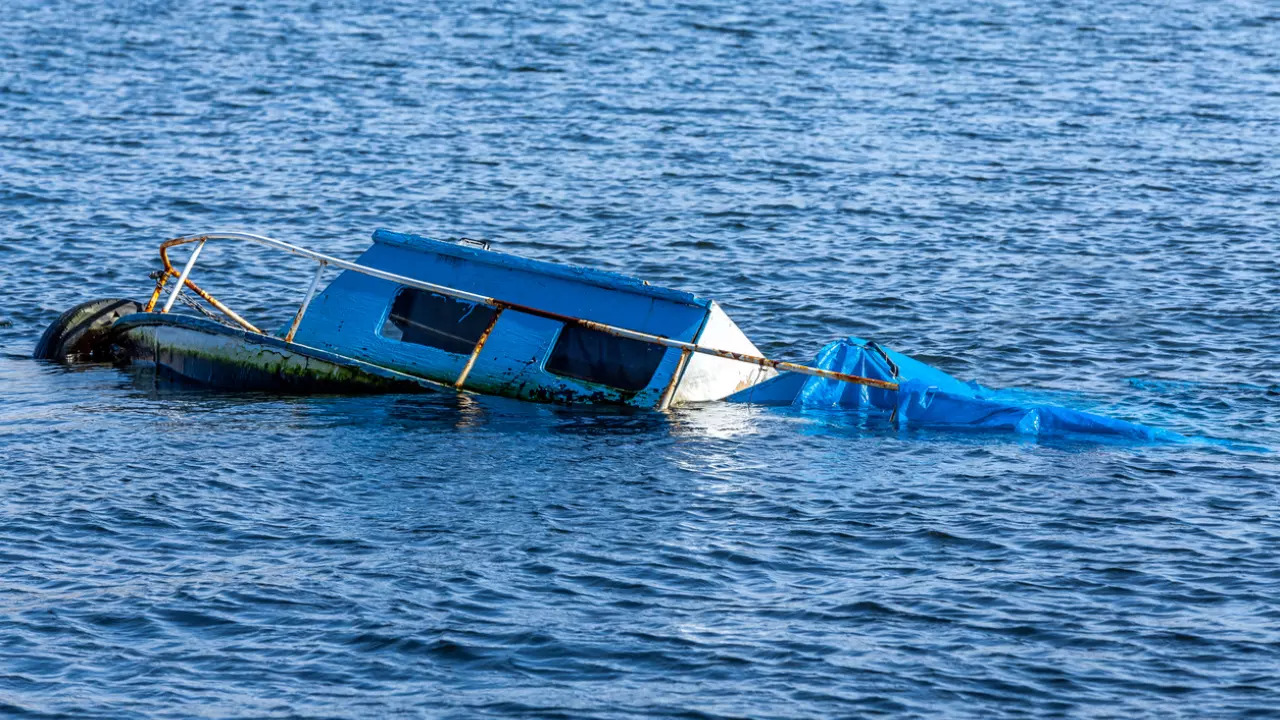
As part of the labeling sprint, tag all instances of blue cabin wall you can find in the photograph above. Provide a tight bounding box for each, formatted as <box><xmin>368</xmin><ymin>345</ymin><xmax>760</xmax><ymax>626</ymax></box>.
<box><xmin>290</xmin><ymin>230</ymin><xmax>711</xmax><ymax>406</ymax></box>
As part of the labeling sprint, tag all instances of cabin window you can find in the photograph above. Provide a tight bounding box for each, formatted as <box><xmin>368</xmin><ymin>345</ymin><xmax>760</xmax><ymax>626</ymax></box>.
<box><xmin>381</xmin><ymin>288</ymin><xmax>497</xmax><ymax>355</ymax></box>
<box><xmin>545</xmin><ymin>324</ymin><xmax>666</xmax><ymax>391</ymax></box>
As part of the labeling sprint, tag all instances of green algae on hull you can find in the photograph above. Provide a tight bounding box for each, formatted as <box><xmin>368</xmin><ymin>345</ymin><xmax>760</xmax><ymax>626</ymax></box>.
<box><xmin>114</xmin><ymin>315</ymin><xmax>441</xmax><ymax>394</ymax></box>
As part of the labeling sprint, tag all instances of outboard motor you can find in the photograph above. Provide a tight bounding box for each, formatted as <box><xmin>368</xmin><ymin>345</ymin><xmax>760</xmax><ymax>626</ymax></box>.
<box><xmin>33</xmin><ymin>298</ymin><xmax>141</xmax><ymax>363</ymax></box>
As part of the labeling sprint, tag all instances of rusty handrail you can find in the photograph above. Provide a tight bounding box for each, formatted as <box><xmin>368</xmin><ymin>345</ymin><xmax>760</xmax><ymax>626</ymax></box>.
<box><xmin>145</xmin><ymin>231</ymin><xmax>900</xmax><ymax>394</ymax></box>
<box><xmin>145</xmin><ymin>239</ymin><xmax>262</xmax><ymax>334</ymax></box>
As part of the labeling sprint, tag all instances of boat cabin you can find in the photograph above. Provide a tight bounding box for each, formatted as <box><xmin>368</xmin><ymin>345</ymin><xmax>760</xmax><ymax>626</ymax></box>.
<box><xmin>288</xmin><ymin>230</ymin><xmax>772</xmax><ymax>408</ymax></box>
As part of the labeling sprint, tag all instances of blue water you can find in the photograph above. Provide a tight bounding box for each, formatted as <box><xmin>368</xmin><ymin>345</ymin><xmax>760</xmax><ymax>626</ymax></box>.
<box><xmin>2</xmin><ymin>1</ymin><xmax>1278</xmax><ymax>717</ymax></box>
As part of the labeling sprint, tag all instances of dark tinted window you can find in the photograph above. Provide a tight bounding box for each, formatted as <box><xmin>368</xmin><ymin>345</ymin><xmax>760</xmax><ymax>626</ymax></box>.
<box><xmin>545</xmin><ymin>324</ymin><xmax>666</xmax><ymax>391</ymax></box>
<box><xmin>381</xmin><ymin>288</ymin><xmax>497</xmax><ymax>355</ymax></box>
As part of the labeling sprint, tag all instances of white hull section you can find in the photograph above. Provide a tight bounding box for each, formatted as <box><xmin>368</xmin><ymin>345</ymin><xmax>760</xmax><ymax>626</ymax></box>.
<box><xmin>672</xmin><ymin>302</ymin><xmax>777</xmax><ymax>404</ymax></box>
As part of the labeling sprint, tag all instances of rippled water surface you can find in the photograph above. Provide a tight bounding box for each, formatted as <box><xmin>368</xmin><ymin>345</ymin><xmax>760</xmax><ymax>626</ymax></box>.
<box><xmin>2</xmin><ymin>1</ymin><xmax>1279</xmax><ymax>717</ymax></box>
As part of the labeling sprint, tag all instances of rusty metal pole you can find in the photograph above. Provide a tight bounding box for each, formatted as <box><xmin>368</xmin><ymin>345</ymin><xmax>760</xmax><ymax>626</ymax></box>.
<box><xmin>454</xmin><ymin>308</ymin><xmax>504</xmax><ymax>389</ymax></box>
<box><xmin>655</xmin><ymin>348</ymin><xmax>693</xmax><ymax>411</ymax></box>
<box><xmin>144</xmin><ymin>272</ymin><xmax>169</xmax><ymax>313</ymax></box>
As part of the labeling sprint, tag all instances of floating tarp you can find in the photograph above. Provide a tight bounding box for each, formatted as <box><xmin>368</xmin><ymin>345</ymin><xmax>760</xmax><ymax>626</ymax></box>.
<box><xmin>726</xmin><ymin>338</ymin><xmax>1182</xmax><ymax>442</ymax></box>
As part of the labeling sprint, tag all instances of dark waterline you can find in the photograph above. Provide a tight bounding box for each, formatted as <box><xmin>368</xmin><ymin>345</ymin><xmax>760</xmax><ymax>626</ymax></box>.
<box><xmin>1</xmin><ymin>1</ymin><xmax>1278</xmax><ymax>718</ymax></box>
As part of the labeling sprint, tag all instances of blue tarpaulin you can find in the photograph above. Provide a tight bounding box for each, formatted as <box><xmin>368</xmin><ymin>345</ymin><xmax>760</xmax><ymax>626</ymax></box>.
<box><xmin>726</xmin><ymin>338</ymin><xmax>1182</xmax><ymax>442</ymax></box>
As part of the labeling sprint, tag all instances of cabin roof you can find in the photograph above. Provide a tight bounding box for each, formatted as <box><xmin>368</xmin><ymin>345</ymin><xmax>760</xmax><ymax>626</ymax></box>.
<box><xmin>372</xmin><ymin>229</ymin><xmax>711</xmax><ymax>309</ymax></box>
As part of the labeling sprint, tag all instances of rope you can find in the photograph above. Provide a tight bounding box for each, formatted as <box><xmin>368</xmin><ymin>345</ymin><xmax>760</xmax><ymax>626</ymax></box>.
<box><xmin>151</xmin><ymin>269</ymin><xmax>242</xmax><ymax>330</ymax></box>
<box><xmin>176</xmin><ymin>290</ymin><xmax>239</xmax><ymax>329</ymax></box>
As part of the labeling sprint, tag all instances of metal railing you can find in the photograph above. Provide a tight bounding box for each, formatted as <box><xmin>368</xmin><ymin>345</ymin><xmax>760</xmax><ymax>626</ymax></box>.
<box><xmin>145</xmin><ymin>231</ymin><xmax>900</xmax><ymax>404</ymax></box>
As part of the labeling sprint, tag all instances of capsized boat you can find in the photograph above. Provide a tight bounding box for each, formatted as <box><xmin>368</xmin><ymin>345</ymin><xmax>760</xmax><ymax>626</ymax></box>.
<box><xmin>35</xmin><ymin>229</ymin><xmax>1180</xmax><ymax>441</ymax></box>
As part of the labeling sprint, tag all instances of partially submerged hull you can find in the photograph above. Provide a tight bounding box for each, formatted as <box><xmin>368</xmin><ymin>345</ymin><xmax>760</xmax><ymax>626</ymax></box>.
<box><xmin>34</xmin><ymin>228</ymin><xmax>780</xmax><ymax>408</ymax></box>
<box><xmin>113</xmin><ymin>314</ymin><xmax>442</xmax><ymax>394</ymax></box>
